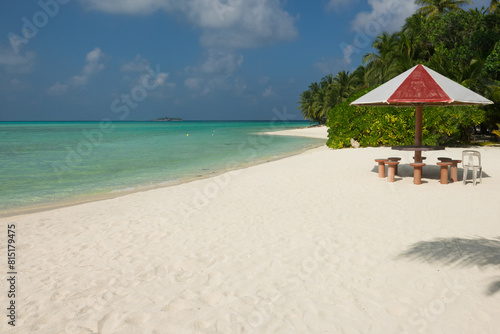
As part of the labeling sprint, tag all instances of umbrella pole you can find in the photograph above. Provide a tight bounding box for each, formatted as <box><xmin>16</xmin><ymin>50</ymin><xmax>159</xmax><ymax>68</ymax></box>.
<box><xmin>414</xmin><ymin>104</ymin><xmax>423</xmax><ymax>163</ymax></box>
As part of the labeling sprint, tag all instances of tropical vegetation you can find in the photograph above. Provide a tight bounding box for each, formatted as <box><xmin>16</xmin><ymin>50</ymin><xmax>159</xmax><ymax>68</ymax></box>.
<box><xmin>327</xmin><ymin>90</ymin><xmax>485</xmax><ymax>148</ymax></box>
<box><xmin>415</xmin><ymin>0</ymin><xmax>473</xmax><ymax>17</ymax></box>
<box><xmin>494</xmin><ymin>124</ymin><xmax>500</xmax><ymax>137</ymax></box>
<box><xmin>299</xmin><ymin>2</ymin><xmax>500</xmax><ymax>147</ymax></box>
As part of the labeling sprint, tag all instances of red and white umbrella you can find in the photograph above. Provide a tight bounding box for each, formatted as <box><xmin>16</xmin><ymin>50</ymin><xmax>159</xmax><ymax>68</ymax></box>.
<box><xmin>351</xmin><ymin>64</ymin><xmax>493</xmax><ymax>106</ymax></box>
<box><xmin>350</xmin><ymin>64</ymin><xmax>493</xmax><ymax>162</ymax></box>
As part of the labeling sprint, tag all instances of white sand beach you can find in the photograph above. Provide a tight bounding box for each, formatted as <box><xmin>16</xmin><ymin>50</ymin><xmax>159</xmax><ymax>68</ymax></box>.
<box><xmin>261</xmin><ymin>125</ymin><xmax>329</xmax><ymax>139</ymax></box>
<box><xmin>2</xmin><ymin>126</ymin><xmax>500</xmax><ymax>334</ymax></box>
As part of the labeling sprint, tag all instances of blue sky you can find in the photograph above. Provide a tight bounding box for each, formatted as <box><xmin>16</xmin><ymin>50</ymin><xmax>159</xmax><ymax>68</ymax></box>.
<box><xmin>0</xmin><ymin>0</ymin><xmax>490</xmax><ymax>121</ymax></box>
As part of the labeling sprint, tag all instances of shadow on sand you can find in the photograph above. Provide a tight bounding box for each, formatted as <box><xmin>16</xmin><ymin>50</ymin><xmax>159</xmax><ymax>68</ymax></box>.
<box><xmin>397</xmin><ymin>237</ymin><xmax>500</xmax><ymax>295</ymax></box>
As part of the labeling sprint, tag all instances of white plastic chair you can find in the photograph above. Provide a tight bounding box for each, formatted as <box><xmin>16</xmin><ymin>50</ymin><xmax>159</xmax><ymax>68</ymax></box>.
<box><xmin>462</xmin><ymin>150</ymin><xmax>482</xmax><ymax>185</ymax></box>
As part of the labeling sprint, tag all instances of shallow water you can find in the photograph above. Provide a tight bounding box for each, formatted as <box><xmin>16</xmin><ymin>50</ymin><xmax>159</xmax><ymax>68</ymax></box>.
<box><xmin>0</xmin><ymin>121</ymin><xmax>323</xmax><ymax>215</ymax></box>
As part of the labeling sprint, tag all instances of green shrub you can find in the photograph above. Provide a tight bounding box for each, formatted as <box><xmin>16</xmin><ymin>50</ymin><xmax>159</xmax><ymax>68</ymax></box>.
<box><xmin>326</xmin><ymin>88</ymin><xmax>486</xmax><ymax>149</ymax></box>
<box><xmin>493</xmin><ymin>124</ymin><xmax>500</xmax><ymax>138</ymax></box>
<box><xmin>423</xmin><ymin>104</ymin><xmax>485</xmax><ymax>144</ymax></box>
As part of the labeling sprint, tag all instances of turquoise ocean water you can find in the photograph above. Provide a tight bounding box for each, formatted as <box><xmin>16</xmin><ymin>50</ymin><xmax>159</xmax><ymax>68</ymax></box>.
<box><xmin>0</xmin><ymin>121</ymin><xmax>324</xmax><ymax>216</ymax></box>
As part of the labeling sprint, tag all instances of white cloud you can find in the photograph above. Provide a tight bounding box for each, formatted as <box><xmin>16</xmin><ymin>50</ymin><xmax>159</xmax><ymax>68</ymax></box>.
<box><xmin>341</xmin><ymin>45</ymin><xmax>355</xmax><ymax>66</ymax></box>
<box><xmin>80</xmin><ymin>0</ymin><xmax>297</xmax><ymax>49</ymax></box>
<box><xmin>48</xmin><ymin>47</ymin><xmax>105</xmax><ymax>95</ymax></box>
<box><xmin>47</xmin><ymin>81</ymin><xmax>68</xmax><ymax>95</ymax></box>
<box><xmin>326</xmin><ymin>0</ymin><xmax>356</xmax><ymax>12</ymax></box>
<box><xmin>183</xmin><ymin>49</ymin><xmax>244</xmax><ymax>96</ymax></box>
<box><xmin>259</xmin><ymin>76</ymin><xmax>270</xmax><ymax>84</ymax></box>
<box><xmin>122</xmin><ymin>55</ymin><xmax>170</xmax><ymax>86</ymax></box>
<box><xmin>120</xmin><ymin>55</ymin><xmax>173</xmax><ymax>97</ymax></box>
<box><xmin>184</xmin><ymin>77</ymin><xmax>203</xmax><ymax>89</ymax></box>
<box><xmin>7</xmin><ymin>78</ymin><xmax>30</xmax><ymax>91</ymax></box>
<box><xmin>71</xmin><ymin>47</ymin><xmax>105</xmax><ymax>87</ymax></box>
<box><xmin>337</xmin><ymin>1</ymin><xmax>416</xmax><ymax>70</ymax></box>
<box><xmin>121</xmin><ymin>55</ymin><xmax>151</xmax><ymax>72</ymax></box>
<box><xmin>197</xmin><ymin>0</ymin><xmax>297</xmax><ymax>48</ymax></box>
<box><xmin>79</xmin><ymin>0</ymin><xmax>172</xmax><ymax>15</ymax></box>
<box><xmin>262</xmin><ymin>86</ymin><xmax>275</xmax><ymax>97</ymax></box>
<box><xmin>234</xmin><ymin>77</ymin><xmax>247</xmax><ymax>95</ymax></box>
<box><xmin>200</xmin><ymin>49</ymin><xmax>243</xmax><ymax>75</ymax></box>
<box><xmin>80</xmin><ymin>0</ymin><xmax>297</xmax><ymax>99</ymax></box>
<box><xmin>184</xmin><ymin>76</ymin><xmax>227</xmax><ymax>96</ymax></box>
<box><xmin>0</xmin><ymin>45</ymin><xmax>35</xmax><ymax>74</ymax></box>
<box><xmin>351</xmin><ymin>0</ymin><xmax>417</xmax><ymax>35</ymax></box>
<box><xmin>314</xmin><ymin>56</ymin><xmax>351</xmax><ymax>75</ymax></box>
<box><xmin>154</xmin><ymin>72</ymin><xmax>169</xmax><ymax>85</ymax></box>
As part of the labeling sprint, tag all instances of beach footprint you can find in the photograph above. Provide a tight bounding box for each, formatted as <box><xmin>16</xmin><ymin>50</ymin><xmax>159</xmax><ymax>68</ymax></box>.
<box><xmin>97</xmin><ymin>311</ymin><xmax>123</xmax><ymax>334</ymax></box>
<box><xmin>125</xmin><ymin>311</ymin><xmax>151</xmax><ymax>325</ymax></box>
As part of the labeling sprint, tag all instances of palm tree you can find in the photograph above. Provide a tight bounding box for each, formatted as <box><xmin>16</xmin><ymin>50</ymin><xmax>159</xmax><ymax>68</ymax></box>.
<box><xmin>315</xmin><ymin>75</ymin><xmax>340</xmax><ymax>123</ymax></box>
<box><xmin>298</xmin><ymin>82</ymin><xmax>322</xmax><ymax>124</ymax></box>
<box><xmin>298</xmin><ymin>72</ymin><xmax>358</xmax><ymax>124</ymax></box>
<box><xmin>298</xmin><ymin>79</ymin><xmax>339</xmax><ymax>125</ymax></box>
<box><xmin>312</xmin><ymin>83</ymin><xmax>328</xmax><ymax>123</ymax></box>
<box><xmin>333</xmin><ymin>71</ymin><xmax>358</xmax><ymax>102</ymax></box>
<box><xmin>394</xmin><ymin>32</ymin><xmax>417</xmax><ymax>72</ymax></box>
<box><xmin>370</xmin><ymin>32</ymin><xmax>400</xmax><ymax>59</ymax></box>
<box><xmin>298</xmin><ymin>90</ymin><xmax>314</xmax><ymax>121</ymax></box>
<box><xmin>353</xmin><ymin>65</ymin><xmax>371</xmax><ymax>88</ymax></box>
<box><xmin>319</xmin><ymin>74</ymin><xmax>334</xmax><ymax>93</ymax></box>
<box><xmin>490</xmin><ymin>0</ymin><xmax>499</xmax><ymax>12</ymax></box>
<box><xmin>487</xmin><ymin>82</ymin><xmax>500</xmax><ymax>102</ymax></box>
<box><xmin>362</xmin><ymin>32</ymin><xmax>401</xmax><ymax>85</ymax></box>
<box><xmin>403</xmin><ymin>13</ymin><xmax>427</xmax><ymax>37</ymax></box>
<box><xmin>402</xmin><ymin>14</ymin><xmax>435</xmax><ymax>61</ymax></box>
<box><xmin>415</xmin><ymin>0</ymin><xmax>473</xmax><ymax>17</ymax></box>
<box><xmin>429</xmin><ymin>48</ymin><xmax>483</xmax><ymax>88</ymax></box>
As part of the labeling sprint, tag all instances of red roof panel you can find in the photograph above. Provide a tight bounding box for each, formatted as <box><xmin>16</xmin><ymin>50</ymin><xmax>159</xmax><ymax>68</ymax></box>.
<box><xmin>387</xmin><ymin>65</ymin><xmax>453</xmax><ymax>103</ymax></box>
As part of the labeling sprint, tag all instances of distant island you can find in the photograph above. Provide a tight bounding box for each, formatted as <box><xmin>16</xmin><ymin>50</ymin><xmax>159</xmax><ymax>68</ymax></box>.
<box><xmin>153</xmin><ymin>117</ymin><xmax>183</xmax><ymax>122</ymax></box>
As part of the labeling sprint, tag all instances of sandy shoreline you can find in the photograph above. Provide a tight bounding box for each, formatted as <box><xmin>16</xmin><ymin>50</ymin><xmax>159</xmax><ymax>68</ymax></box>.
<box><xmin>259</xmin><ymin>125</ymin><xmax>329</xmax><ymax>139</ymax></box>
<box><xmin>0</xmin><ymin>127</ymin><xmax>325</xmax><ymax>219</ymax></box>
<box><xmin>2</xmin><ymin>126</ymin><xmax>500</xmax><ymax>333</ymax></box>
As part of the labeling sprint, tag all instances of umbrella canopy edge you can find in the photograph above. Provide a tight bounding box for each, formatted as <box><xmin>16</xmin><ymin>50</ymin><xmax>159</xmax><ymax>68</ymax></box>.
<box><xmin>350</xmin><ymin>64</ymin><xmax>493</xmax><ymax>107</ymax></box>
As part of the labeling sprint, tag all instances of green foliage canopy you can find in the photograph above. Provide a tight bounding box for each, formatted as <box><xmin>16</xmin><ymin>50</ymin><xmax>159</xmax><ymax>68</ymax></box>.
<box><xmin>415</xmin><ymin>0</ymin><xmax>473</xmax><ymax>17</ymax></box>
<box><xmin>326</xmin><ymin>89</ymin><xmax>486</xmax><ymax>149</ymax></box>
<box><xmin>299</xmin><ymin>6</ymin><xmax>500</xmax><ymax>145</ymax></box>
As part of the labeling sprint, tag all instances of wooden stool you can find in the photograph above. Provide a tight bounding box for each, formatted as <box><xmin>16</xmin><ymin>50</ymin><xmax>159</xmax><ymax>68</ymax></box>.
<box><xmin>387</xmin><ymin>157</ymin><xmax>401</xmax><ymax>175</ymax></box>
<box><xmin>386</xmin><ymin>160</ymin><xmax>399</xmax><ymax>183</ymax></box>
<box><xmin>449</xmin><ymin>160</ymin><xmax>462</xmax><ymax>182</ymax></box>
<box><xmin>375</xmin><ymin>159</ymin><xmax>387</xmax><ymax>178</ymax></box>
<box><xmin>437</xmin><ymin>161</ymin><xmax>452</xmax><ymax>184</ymax></box>
<box><xmin>410</xmin><ymin>163</ymin><xmax>426</xmax><ymax>185</ymax></box>
<box><xmin>437</xmin><ymin>157</ymin><xmax>452</xmax><ymax>162</ymax></box>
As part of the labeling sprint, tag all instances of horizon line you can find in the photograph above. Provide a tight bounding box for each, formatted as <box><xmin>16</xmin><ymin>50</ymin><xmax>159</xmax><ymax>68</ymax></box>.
<box><xmin>0</xmin><ymin>119</ymin><xmax>310</xmax><ymax>123</ymax></box>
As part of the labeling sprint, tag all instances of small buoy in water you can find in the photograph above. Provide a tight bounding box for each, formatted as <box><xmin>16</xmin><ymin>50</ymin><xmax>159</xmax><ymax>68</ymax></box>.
<box><xmin>187</xmin><ymin>134</ymin><xmax>189</xmax><ymax>136</ymax></box>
